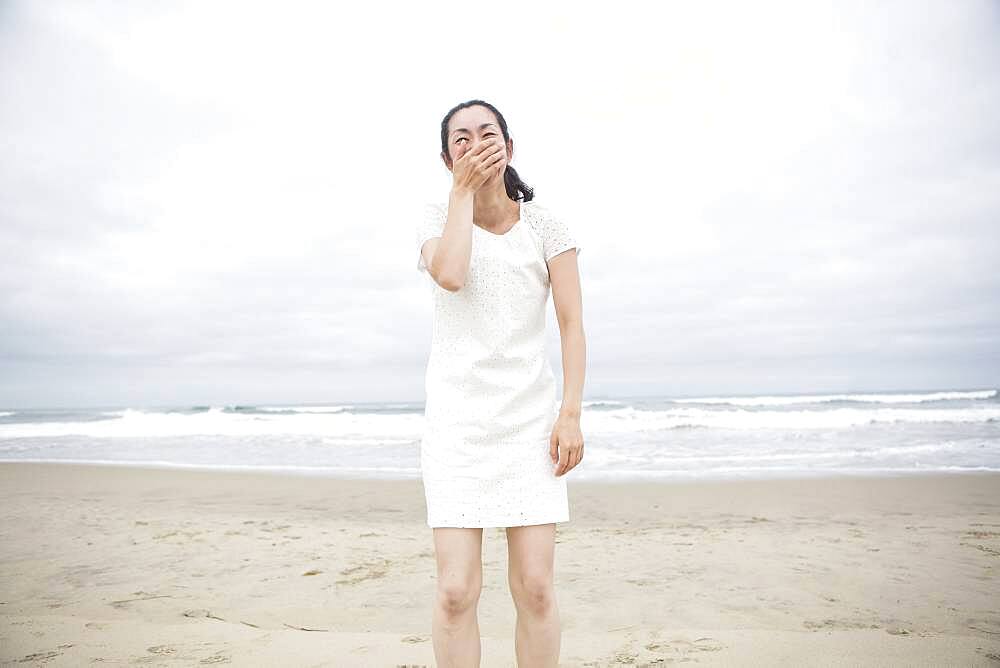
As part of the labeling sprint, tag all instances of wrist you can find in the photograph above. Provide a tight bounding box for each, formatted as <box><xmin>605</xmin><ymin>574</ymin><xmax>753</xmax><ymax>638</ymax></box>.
<box><xmin>558</xmin><ymin>406</ymin><xmax>581</xmax><ymax>419</ymax></box>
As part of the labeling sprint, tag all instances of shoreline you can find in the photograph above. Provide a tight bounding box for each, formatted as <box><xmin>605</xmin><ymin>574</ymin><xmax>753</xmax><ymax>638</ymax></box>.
<box><xmin>3</xmin><ymin>457</ymin><xmax>996</xmax><ymax>483</ymax></box>
<box><xmin>2</xmin><ymin>461</ymin><xmax>998</xmax><ymax>665</ymax></box>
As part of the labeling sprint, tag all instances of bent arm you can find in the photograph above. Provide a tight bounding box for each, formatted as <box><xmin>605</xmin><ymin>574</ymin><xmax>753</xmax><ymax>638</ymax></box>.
<box><xmin>423</xmin><ymin>188</ymin><xmax>475</xmax><ymax>292</ymax></box>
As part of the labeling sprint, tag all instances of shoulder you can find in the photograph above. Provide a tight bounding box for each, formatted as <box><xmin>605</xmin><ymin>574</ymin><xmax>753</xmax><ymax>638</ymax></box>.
<box><xmin>521</xmin><ymin>199</ymin><xmax>565</xmax><ymax>235</ymax></box>
<box><xmin>521</xmin><ymin>199</ymin><xmax>550</xmax><ymax>228</ymax></box>
<box><xmin>521</xmin><ymin>199</ymin><xmax>580</xmax><ymax>261</ymax></box>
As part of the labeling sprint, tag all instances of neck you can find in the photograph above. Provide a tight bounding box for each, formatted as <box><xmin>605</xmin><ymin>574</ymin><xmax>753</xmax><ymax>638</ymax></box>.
<box><xmin>473</xmin><ymin>179</ymin><xmax>516</xmax><ymax>226</ymax></box>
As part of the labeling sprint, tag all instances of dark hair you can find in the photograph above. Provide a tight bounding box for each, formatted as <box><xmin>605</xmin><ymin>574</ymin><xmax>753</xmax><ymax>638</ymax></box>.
<box><xmin>439</xmin><ymin>99</ymin><xmax>534</xmax><ymax>203</ymax></box>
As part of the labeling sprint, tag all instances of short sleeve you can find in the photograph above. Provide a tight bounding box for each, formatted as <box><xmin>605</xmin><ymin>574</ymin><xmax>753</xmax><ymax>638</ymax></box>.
<box><xmin>416</xmin><ymin>202</ymin><xmax>447</xmax><ymax>273</ymax></box>
<box><xmin>533</xmin><ymin>203</ymin><xmax>582</xmax><ymax>262</ymax></box>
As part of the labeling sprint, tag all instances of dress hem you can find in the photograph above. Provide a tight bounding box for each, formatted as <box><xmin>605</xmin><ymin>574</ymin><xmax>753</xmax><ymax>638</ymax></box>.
<box><xmin>427</xmin><ymin>515</ymin><xmax>570</xmax><ymax>529</ymax></box>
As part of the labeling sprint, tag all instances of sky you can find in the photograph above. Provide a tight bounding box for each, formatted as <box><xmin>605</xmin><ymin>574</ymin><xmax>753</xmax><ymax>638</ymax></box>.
<box><xmin>1</xmin><ymin>0</ymin><xmax>998</xmax><ymax>409</ymax></box>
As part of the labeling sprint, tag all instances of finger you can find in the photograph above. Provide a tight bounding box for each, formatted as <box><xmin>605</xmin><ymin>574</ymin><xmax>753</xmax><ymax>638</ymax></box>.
<box><xmin>473</xmin><ymin>139</ymin><xmax>501</xmax><ymax>158</ymax></box>
<box><xmin>459</xmin><ymin>141</ymin><xmax>494</xmax><ymax>164</ymax></box>
<box><xmin>550</xmin><ymin>433</ymin><xmax>559</xmax><ymax>462</ymax></box>
<box><xmin>476</xmin><ymin>142</ymin><xmax>503</xmax><ymax>162</ymax></box>
<box><xmin>479</xmin><ymin>149</ymin><xmax>504</xmax><ymax>171</ymax></box>
<box><xmin>480</xmin><ymin>138</ymin><xmax>500</xmax><ymax>152</ymax></box>
<box><xmin>566</xmin><ymin>448</ymin><xmax>579</xmax><ymax>473</ymax></box>
<box><xmin>476</xmin><ymin>153</ymin><xmax>503</xmax><ymax>171</ymax></box>
<box><xmin>556</xmin><ymin>444</ymin><xmax>569</xmax><ymax>476</ymax></box>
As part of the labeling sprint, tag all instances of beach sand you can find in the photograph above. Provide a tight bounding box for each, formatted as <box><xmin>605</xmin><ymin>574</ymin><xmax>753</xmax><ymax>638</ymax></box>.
<box><xmin>1</xmin><ymin>461</ymin><xmax>998</xmax><ymax>666</ymax></box>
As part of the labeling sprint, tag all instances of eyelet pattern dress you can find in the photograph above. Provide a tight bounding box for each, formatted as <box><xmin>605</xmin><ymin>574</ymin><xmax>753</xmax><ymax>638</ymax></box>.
<box><xmin>415</xmin><ymin>198</ymin><xmax>581</xmax><ymax>528</ymax></box>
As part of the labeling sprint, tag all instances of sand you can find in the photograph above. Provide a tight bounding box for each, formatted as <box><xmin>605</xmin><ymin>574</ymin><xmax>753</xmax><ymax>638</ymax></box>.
<box><xmin>1</xmin><ymin>461</ymin><xmax>998</xmax><ymax>666</ymax></box>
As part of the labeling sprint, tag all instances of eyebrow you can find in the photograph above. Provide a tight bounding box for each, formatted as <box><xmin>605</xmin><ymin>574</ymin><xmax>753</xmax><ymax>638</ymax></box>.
<box><xmin>451</xmin><ymin>123</ymin><xmax>498</xmax><ymax>137</ymax></box>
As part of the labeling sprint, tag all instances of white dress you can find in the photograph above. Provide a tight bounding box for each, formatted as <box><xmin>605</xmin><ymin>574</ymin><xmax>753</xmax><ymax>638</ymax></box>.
<box><xmin>415</xmin><ymin>198</ymin><xmax>581</xmax><ymax>528</ymax></box>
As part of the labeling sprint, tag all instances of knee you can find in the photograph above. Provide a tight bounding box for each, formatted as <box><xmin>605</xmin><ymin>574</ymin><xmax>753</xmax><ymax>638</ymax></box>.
<box><xmin>436</xmin><ymin>578</ymin><xmax>481</xmax><ymax>618</ymax></box>
<box><xmin>509</xmin><ymin>572</ymin><xmax>556</xmax><ymax>615</ymax></box>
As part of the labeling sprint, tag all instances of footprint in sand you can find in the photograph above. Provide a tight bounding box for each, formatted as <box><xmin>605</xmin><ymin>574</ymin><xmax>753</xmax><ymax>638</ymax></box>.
<box><xmin>335</xmin><ymin>558</ymin><xmax>392</xmax><ymax>585</ymax></box>
<box><xmin>965</xmin><ymin>529</ymin><xmax>1000</xmax><ymax>538</ymax></box>
<box><xmin>645</xmin><ymin>637</ymin><xmax>724</xmax><ymax>654</ymax></box>
<box><xmin>803</xmin><ymin>618</ymin><xmax>881</xmax><ymax>631</ymax></box>
<box><xmin>961</xmin><ymin>541</ymin><xmax>1000</xmax><ymax>557</ymax></box>
<box><xmin>19</xmin><ymin>650</ymin><xmax>62</xmax><ymax>662</ymax></box>
<box><xmin>147</xmin><ymin>645</ymin><xmax>177</xmax><ymax>655</ymax></box>
<box><xmin>611</xmin><ymin>650</ymin><xmax>638</xmax><ymax>663</ymax></box>
<box><xmin>967</xmin><ymin>617</ymin><xmax>1000</xmax><ymax>636</ymax></box>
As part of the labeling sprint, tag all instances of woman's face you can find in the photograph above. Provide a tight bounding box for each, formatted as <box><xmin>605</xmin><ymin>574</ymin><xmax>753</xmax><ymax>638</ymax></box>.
<box><xmin>445</xmin><ymin>105</ymin><xmax>510</xmax><ymax>169</ymax></box>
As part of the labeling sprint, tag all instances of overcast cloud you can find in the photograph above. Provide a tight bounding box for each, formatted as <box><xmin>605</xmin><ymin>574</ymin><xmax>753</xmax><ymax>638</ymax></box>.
<box><xmin>1</xmin><ymin>0</ymin><xmax>997</xmax><ymax>409</ymax></box>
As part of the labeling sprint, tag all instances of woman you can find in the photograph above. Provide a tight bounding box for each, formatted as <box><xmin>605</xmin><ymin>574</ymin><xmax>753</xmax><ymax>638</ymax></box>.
<box><xmin>415</xmin><ymin>98</ymin><xmax>587</xmax><ymax>666</ymax></box>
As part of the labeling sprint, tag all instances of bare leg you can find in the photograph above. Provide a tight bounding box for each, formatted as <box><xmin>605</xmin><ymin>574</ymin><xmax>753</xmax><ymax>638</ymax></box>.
<box><xmin>506</xmin><ymin>522</ymin><xmax>560</xmax><ymax>667</ymax></box>
<box><xmin>432</xmin><ymin>527</ymin><xmax>484</xmax><ymax>667</ymax></box>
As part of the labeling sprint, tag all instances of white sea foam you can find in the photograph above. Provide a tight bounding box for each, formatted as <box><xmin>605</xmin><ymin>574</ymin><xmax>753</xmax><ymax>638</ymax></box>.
<box><xmin>3</xmin><ymin>399</ymin><xmax>998</xmax><ymax>438</ymax></box>
<box><xmin>585</xmin><ymin>404</ymin><xmax>1000</xmax><ymax>431</ymax></box>
<box><xmin>0</xmin><ymin>407</ymin><xmax>423</xmax><ymax>438</ymax></box>
<box><xmin>671</xmin><ymin>389</ymin><xmax>997</xmax><ymax>406</ymax></box>
<box><xmin>256</xmin><ymin>405</ymin><xmax>352</xmax><ymax>413</ymax></box>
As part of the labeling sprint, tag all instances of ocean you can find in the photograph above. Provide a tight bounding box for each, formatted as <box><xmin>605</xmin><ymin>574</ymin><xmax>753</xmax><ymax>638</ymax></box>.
<box><xmin>1</xmin><ymin>388</ymin><xmax>997</xmax><ymax>481</ymax></box>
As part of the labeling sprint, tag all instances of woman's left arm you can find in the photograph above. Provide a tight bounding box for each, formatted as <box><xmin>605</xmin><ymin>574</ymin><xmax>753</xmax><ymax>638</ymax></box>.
<box><xmin>548</xmin><ymin>249</ymin><xmax>586</xmax><ymax>477</ymax></box>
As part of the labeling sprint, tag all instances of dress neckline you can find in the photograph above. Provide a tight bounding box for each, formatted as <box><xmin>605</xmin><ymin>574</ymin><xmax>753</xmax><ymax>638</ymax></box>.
<box><xmin>473</xmin><ymin>201</ymin><xmax>525</xmax><ymax>238</ymax></box>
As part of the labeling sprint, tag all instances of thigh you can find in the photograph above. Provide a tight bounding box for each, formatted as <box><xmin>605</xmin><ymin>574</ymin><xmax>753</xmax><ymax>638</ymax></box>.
<box><xmin>433</xmin><ymin>527</ymin><xmax>484</xmax><ymax>585</ymax></box>
<box><xmin>506</xmin><ymin>523</ymin><xmax>556</xmax><ymax>583</ymax></box>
